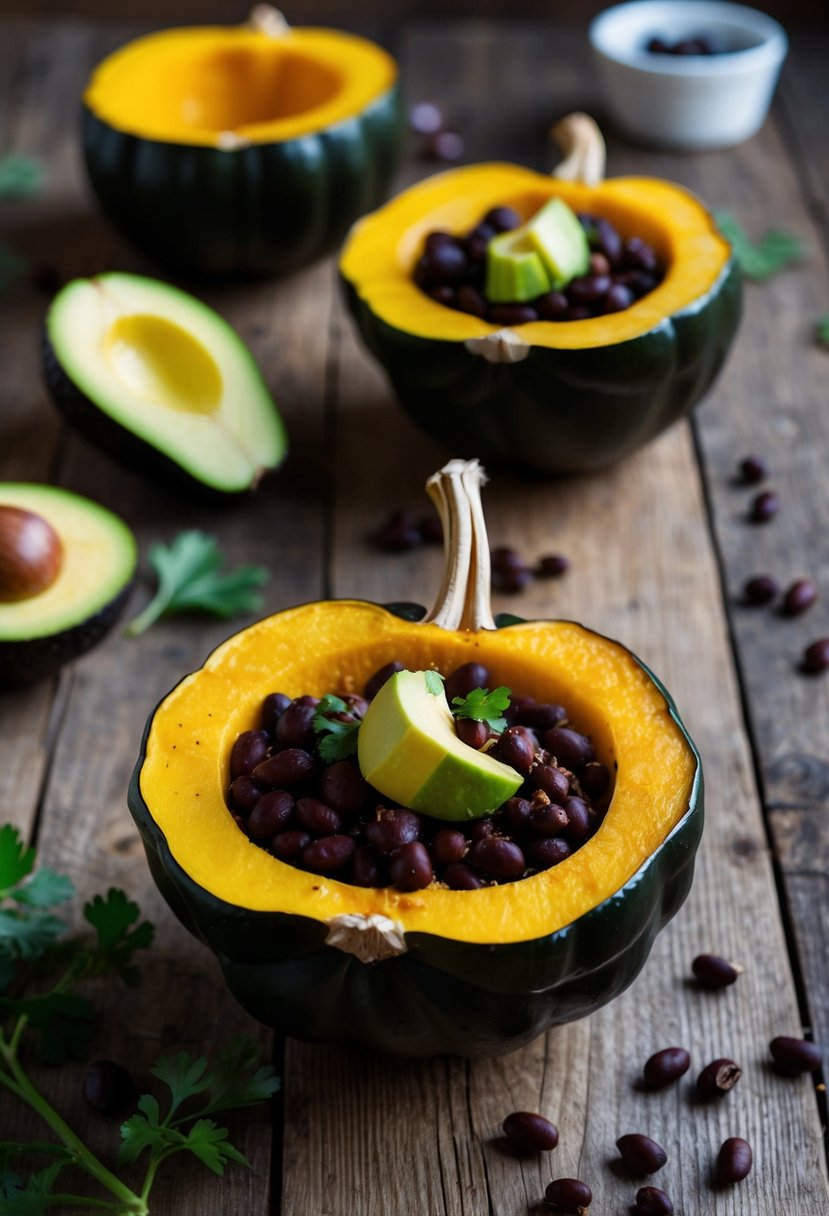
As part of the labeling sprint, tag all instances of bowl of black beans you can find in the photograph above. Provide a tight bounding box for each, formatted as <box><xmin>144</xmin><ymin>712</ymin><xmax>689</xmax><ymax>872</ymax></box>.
<box><xmin>589</xmin><ymin>1</ymin><xmax>788</xmax><ymax>150</ymax></box>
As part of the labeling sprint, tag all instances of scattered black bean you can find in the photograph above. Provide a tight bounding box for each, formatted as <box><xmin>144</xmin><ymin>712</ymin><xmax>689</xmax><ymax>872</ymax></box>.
<box><xmin>409</xmin><ymin>100</ymin><xmax>443</xmax><ymax>135</ymax></box>
<box><xmin>781</xmin><ymin>579</ymin><xmax>818</xmax><ymax>616</ymax></box>
<box><xmin>769</xmin><ymin>1035</ymin><xmax>823</xmax><ymax>1075</ymax></box>
<box><xmin>635</xmin><ymin>1185</ymin><xmax>673</xmax><ymax>1214</ymax></box>
<box><xmin>563</xmin><ymin>796</ymin><xmax>592</xmax><ymax>843</ymax></box>
<box><xmin>647</xmin><ymin>33</ymin><xmax>717</xmax><ymax>55</ymax></box>
<box><xmin>743</xmin><ymin>574</ymin><xmax>779</xmax><ymax>604</ymax></box>
<box><xmin>536</xmin><ymin>554</ymin><xmax>570</xmax><ymax>578</ymax></box>
<box><xmin>739</xmin><ymin>454</ymin><xmax>767</xmax><ymax>483</ymax></box>
<box><xmin>83</xmin><ymin>1060</ymin><xmax>136</xmax><ymax>1116</ymax></box>
<box><xmin>491</xmin><ymin>545</ymin><xmax>528</xmax><ymax>573</ymax></box>
<box><xmin>803</xmin><ymin>638</ymin><xmax>829</xmax><ymax>674</ymax></box>
<box><xmin>544</xmin><ymin>1177</ymin><xmax>592</xmax><ymax>1212</ymax></box>
<box><xmin>389</xmin><ymin>841</ymin><xmax>433</xmax><ymax>890</ymax></box>
<box><xmin>502</xmin><ymin>1110</ymin><xmax>559</xmax><ymax>1152</ymax></box>
<box><xmin>372</xmin><ymin>508</ymin><xmax>423</xmax><ymax>552</ymax></box>
<box><xmin>425</xmin><ymin>130</ymin><xmax>464</xmax><ymax>162</ymax></box>
<box><xmin>616</xmin><ymin>1133</ymin><xmax>668</xmax><ymax>1175</ymax></box>
<box><xmin>490</xmin><ymin>303</ymin><xmax>539</xmax><ymax>326</ymax></box>
<box><xmin>456</xmin><ymin>284</ymin><xmax>488</xmax><ymax>317</ymax></box>
<box><xmin>643</xmin><ymin>1046</ymin><xmax>691</xmax><ymax>1088</ymax></box>
<box><xmin>496</xmin><ymin>566</ymin><xmax>534</xmax><ymax>593</ymax></box>
<box><xmin>717</xmin><ymin>1137</ymin><xmax>753</xmax><ymax>1184</ymax></box>
<box><xmin>692</xmin><ymin>953</ymin><xmax>741</xmax><ymax>988</ymax></box>
<box><xmin>536</xmin><ymin>291</ymin><xmax>569</xmax><ymax>320</ymax></box>
<box><xmin>697</xmin><ymin>1058</ymin><xmax>742</xmax><ymax>1097</ymax></box>
<box><xmin>749</xmin><ymin>489</ymin><xmax>780</xmax><ymax>523</ymax></box>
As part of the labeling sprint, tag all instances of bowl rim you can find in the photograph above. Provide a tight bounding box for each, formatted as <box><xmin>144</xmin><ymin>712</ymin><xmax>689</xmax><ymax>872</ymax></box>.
<box><xmin>589</xmin><ymin>0</ymin><xmax>788</xmax><ymax>76</ymax></box>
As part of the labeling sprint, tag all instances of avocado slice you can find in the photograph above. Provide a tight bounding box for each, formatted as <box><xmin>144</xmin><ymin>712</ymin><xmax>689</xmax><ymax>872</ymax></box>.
<box><xmin>485</xmin><ymin>230</ymin><xmax>551</xmax><ymax>303</ymax></box>
<box><xmin>43</xmin><ymin>274</ymin><xmax>287</xmax><ymax>497</ymax></box>
<box><xmin>0</xmin><ymin>483</ymin><xmax>136</xmax><ymax>686</ymax></box>
<box><xmin>357</xmin><ymin>670</ymin><xmax>523</xmax><ymax>821</ymax></box>
<box><xmin>525</xmin><ymin>198</ymin><xmax>590</xmax><ymax>288</ymax></box>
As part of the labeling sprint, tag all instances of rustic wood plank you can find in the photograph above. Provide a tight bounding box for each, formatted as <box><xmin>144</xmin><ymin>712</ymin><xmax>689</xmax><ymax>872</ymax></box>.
<box><xmin>282</xmin><ymin>20</ymin><xmax>828</xmax><ymax>1216</ymax></box>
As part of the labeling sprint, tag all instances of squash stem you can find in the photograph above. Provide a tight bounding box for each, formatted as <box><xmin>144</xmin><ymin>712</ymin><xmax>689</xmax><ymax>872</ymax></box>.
<box><xmin>551</xmin><ymin>112</ymin><xmax>606</xmax><ymax>185</ymax></box>
<box><xmin>423</xmin><ymin>459</ymin><xmax>496</xmax><ymax>632</ymax></box>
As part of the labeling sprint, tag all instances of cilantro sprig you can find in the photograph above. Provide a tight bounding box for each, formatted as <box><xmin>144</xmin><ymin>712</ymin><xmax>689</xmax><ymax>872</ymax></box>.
<box><xmin>0</xmin><ymin>827</ymin><xmax>278</xmax><ymax>1213</ymax></box>
<box><xmin>126</xmin><ymin>531</ymin><xmax>269</xmax><ymax>637</ymax></box>
<box><xmin>451</xmin><ymin>686</ymin><xmax>512</xmax><ymax>733</ymax></box>
<box><xmin>715</xmin><ymin>210</ymin><xmax>805</xmax><ymax>281</ymax></box>
<box><xmin>312</xmin><ymin>694</ymin><xmax>363</xmax><ymax>762</ymax></box>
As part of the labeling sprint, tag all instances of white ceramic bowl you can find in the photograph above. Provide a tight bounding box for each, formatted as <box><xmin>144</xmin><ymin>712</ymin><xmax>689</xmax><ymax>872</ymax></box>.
<box><xmin>589</xmin><ymin>1</ymin><xmax>788</xmax><ymax>150</ymax></box>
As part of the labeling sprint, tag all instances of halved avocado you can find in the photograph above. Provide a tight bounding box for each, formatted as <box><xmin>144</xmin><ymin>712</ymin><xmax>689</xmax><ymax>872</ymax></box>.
<box><xmin>0</xmin><ymin>483</ymin><xmax>136</xmax><ymax>687</ymax></box>
<box><xmin>43</xmin><ymin>274</ymin><xmax>287</xmax><ymax>497</ymax></box>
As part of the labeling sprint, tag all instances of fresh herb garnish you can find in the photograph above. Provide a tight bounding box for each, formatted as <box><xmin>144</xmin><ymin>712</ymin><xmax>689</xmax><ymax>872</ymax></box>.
<box><xmin>0</xmin><ymin>827</ymin><xmax>278</xmax><ymax>1213</ymax></box>
<box><xmin>0</xmin><ymin>154</ymin><xmax>44</xmax><ymax>201</ymax></box>
<box><xmin>451</xmin><ymin>686</ymin><xmax>512</xmax><ymax>733</ymax></box>
<box><xmin>816</xmin><ymin>313</ymin><xmax>829</xmax><ymax>349</ymax></box>
<box><xmin>312</xmin><ymin>694</ymin><xmax>362</xmax><ymax>762</ymax></box>
<box><xmin>126</xmin><ymin>531</ymin><xmax>269</xmax><ymax>637</ymax></box>
<box><xmin>715</xmin><ymin>210</ymin><xmax>805</xmax><ymax>281</ymax></box>
<box><xmin>424</xmin><ymin>670</ymin><xmax>444</xmax><ymax>696</ymax></box>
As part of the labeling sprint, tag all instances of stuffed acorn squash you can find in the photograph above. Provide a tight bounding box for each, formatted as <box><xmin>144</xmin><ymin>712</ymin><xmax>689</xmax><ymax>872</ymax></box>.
<box><xmin>129</xmin><ymin>460</ymin><xmax>702</xmax><ymax>1057</ymax></box>
<box><xmin>340</xmin><ymin>114</ymin><xmax>741</xmax><ymax>475</ymax></box>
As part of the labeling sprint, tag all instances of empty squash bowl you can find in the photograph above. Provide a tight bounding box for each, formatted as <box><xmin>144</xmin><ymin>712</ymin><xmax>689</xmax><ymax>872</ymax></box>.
<box><xmin>589</xmin><ymin>1</ymin><xmax>788</xmax><ymax>150</ymax></box>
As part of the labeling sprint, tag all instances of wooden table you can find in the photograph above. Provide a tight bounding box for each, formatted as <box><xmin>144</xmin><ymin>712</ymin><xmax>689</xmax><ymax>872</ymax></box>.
<box><xmin>3</xmin><ymin>15</ymin><xmax>829</xmax><ymax>1214</ymax></box>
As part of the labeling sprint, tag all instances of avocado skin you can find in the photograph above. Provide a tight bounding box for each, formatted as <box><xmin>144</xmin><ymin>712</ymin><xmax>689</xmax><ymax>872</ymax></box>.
<box><xmin>0</xmin><ymin>581</ymin><xmax>133</xmax><ymax>687</ymax></box>
<box><xmin>41</xmin><ymin>334</ymin><xmax>270</xmax><ymax>502</ymax></box>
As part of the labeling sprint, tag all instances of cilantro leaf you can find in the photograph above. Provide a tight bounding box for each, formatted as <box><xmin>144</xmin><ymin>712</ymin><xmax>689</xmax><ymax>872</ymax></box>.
<box><xmin>424</xmin><ymin>670</ymin><xmax>444</xmax><ymax>695</ymax></box>
<box><xmin>715</xmin><ymin>211</ymin><xmax>805</xmax><ymax>281</ymax></box>
<box><xmin>0</xmin><ymin>910</ymin><xmax>65</xmax><ymax>961</ymax></box>
<box><xmin>151</xmin><ymin>1052</ymin><xmax>212</xmax><ymax>1119</ymax></box>
<box><xmin>312</xmin><ymin>694</ymin><xmax>361</xmax><ymax>763</ymax></box>
<box><xmin>199</xmin><ymin>1036</ymin><xmax>280</xmax><ymax>1115</ymax></box>
<box><xmin>118</xmin><ymin>1099</ymin><xmax>163</xmax><ymax>1168</ymax></box>
<box><xmin>83</xmin><ymin>889</ymin><xmax>154</xmax><ymax>985</ymax></box>
<box><xmin>451</xmin><ymin>686</ymin><xmax>511</xmax><ymax>733</ymax></box>
<box><xmin>816</xmin><ymin>314</ymin><xmax>829</xmax><ymax>349</ymax></box>
<box><xmin>12</xmin><ymin>870</ymin><xmax>73</xmax><ymax>910</ymax></box>
<box><xmin>125</xmin><ymin>531</ymin><xmax>268</xmax><ymax>637</ymax></box>
<box><xmin>0</xmin><ymin>828</ymin><xmax>35</xmax><ymax>895</ymax></box>
<box><xmin>180</xmin><ymin>1119</ymin><xmax>248</xmax><ymax>1175</ymax></box>
<box><xmin>0</xmin><ymin>155</ymin><xmax>43</xmax><ymax>201</ymax></box>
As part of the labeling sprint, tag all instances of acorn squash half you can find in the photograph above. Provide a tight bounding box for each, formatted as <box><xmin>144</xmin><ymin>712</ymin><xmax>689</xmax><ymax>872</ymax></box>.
<box><xmin>128</xmin><ymin>461</ymin><xmax>702</xmax><ymax>1057</ymax></box>
<box><xmin>340</xmin><ymin>114</ymin><xmax>741</xmax><ymax>475</ymax></box>
<box><xmin>83</xmin><ymin>7</ymin><xmax>404</xmax><ymax>278</ymax></box>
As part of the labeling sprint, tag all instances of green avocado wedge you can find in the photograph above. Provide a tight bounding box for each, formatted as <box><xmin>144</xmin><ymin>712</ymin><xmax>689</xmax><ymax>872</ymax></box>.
<box><xmin>357</xmin><ymin>669</ymin><xmax>522</xmax><ymax>819</ymax></box>
<box><xmin>42</xmin><ymin>274</ymin><xmax>287</xmax><ymax>498</ymax></box>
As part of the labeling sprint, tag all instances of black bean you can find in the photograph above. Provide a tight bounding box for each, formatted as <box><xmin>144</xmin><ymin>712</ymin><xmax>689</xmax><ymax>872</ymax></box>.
<box><xmin>743</xmin><ymin>574</ymin><xmax>779</xmax><ymax>604</ymax></box>
<box><xmin>485</xmin><ymin>206</ymin><xmax>522</xmax><ymax>232</ymax></box>
<box><xmin>567</xmin><ymin>274</ymin><xmax>611</xmax><ymax>304</ymax></box>
<box><xmin>618</xmin><ymin>269</ymin><xmax>658</xmax><ymax>296</ymax></box>
<box><xmin>503</xmin><ymin>796</ymin><xmax>533</xmax><ymax>831</ymax></box>
<box><xmin>495</xmin><ymin>566</ymin><xmax>533</xmax><ymax>593</ymax></box>
<box><xmin>456</xmin><ymin>284</ymin><xmax>488</xmax><ymax>316</ymax></box>
<box><xmin>261</xmin><ymin>692</ymin><xmax>291</xmax><ymax>734</ymax></box>
<box><xmin>526</xmin><ymin>837</ymin><xmax>571</xmax><ymax>869</ymax></box>
<box><xmin>739</xmin><ymin>454</ymin><xmax>767</xmax><ymax>483</ymax></box>
<box><xmin>493</xmin><ymin>726</ymin><xmax>536</xmax><ymax>774</ymax></box>
<box><xmin>643</xmin><ymin>1046</ymin><xmax>691</xmax><ymax>1088</ymax></box>
<box><xmin>604</xmin><ymin>283</ymin><xmax>635</xmax><ymax>312</ymax></box>
<box><xmin>566</xmin><ymin>304</ymin><xmax>593</xmax><ymax>321</ymax></box>
<box><xmin>296</xmin><ymin>797</ymin><xmax>342</xmax><ymax>836</ymax></box>
<box><xmin>502</xmin><ymin>1110</ymin><xmax>559</xmax><ymax>1152</ymax></box>
<box><xmin>431</xmin><ymin>829</ymin><xmax>468</xmax><ymax>866</ymax></box>
<box><xmin>491</xmin><ymin>545</ymin><xmax>527</xmax><ymax>573</ymax></box>
<box><xmin>563</xmin><ymin>796</ymin><xmax>592</xmax><ymax>843</ymax></box>
<box><xmin>319</xmin><ymin>760</ymin><xmax>368</xmax><ymax>814</ymax></box>
<box><xmin>530</xmin><ymin>763</ymin><xmax>570</xmax><ymax>803</ymax></box>
<box><xmin>519</xmin><ymin>703</ymin><xmax>567</xmax><ymax>731</ymax></box>
<box><xmin>302</xmin><ymin>835</ymin><xmax>356</xmax><ymax>874</ymax></box>
<box><xmin>364</xmin><ymin>661</ymin><xmax>405</xmax><ymax>700</ymax></box>
<box><xmin>536</xmin><ymin>291</ymin><xmax>569</xmax><ymax>320</ymax></box>
<box><xmin>444</xmin><ymin>861</ymin><xmax>486</xmax><ymax>889</ymax></box>
<box><xmin>623</xmin><ymin>237</ymin><xmax>659</xmax><ymax>273</ymax></box>
<box><xmin>271</xmin><ymin>830</ymin><xmax>311</xmax><ymax>861</ymax></box>
<box><xmin>545</xmin><ymin>726</ymin><xmax>594</xmax><ymax>769</ymax></box>
<box><xmin>409</xmin><ymin>100</ymin><xmax>443</xmax><ymax>135</ymax></box>
<box><xmin>342</xmin><ymin>694</ymin><xmax>369</xmax><ymax>719</ymax></box>
<box><xmin>389</xmin><ymin>841</ymin><xmax>433</xmax><ymax>890</ymax></box>
<box><xmin>616</xmin><ymin>1133</ymin><xmax>667</xmax><ymax>1175</ymax></box>
<box><xmin>425</xmin><ymin>230</ymin><xmax>454</xmax><ymax>251</ymax></box>
<box><xmin>365</xmin><ymin>808</ymin><xmax>422</xmax><ymax>853</ymax></box>
<box><xmin>579</xmin><ymin>763</ymin><xmax>610</xmax><ymax>799</ymax></box>
<box><xmin>489</xmin><ymin>304</ymin><xmax>538</xmax><ymax>325</ymax></box>
<box><xmin>545</xmin><ymin>1178</ymin><xmax>593</xmax><ymax>1212</ymax></box>
<box><xmin>692</xmin><ymin>953</ymin><xmax>741</xmax><ymax>988</ymax></box>
<box><xmin>373</xmin><ymin>512</ymin><xmax>423</xmax><ymax>551</ymax></box>
<box><xmin>428</xmin><ymin>285</ymin><xmax>456</xmax><ymax>306</ymax></box>
<box><xmin>253</xmin><ymin>748</ymin><xmax>315</xmax><ymax>788</ymax></box>
<box><xmin>635</xmin><ymin>1185</ymin><xmax>673</xmax><ymax>1214</ymax></box>
<box><xmin>417</xmin><ymin>514</ymin><xmax>443</xmax><ymax>544</ymax></box>
<box><xmin>83</xmin><ymin>1060</ymin><xmax>136</xmax><ymax>1116</ymax></box>
<box><xmin>419</xmin><ymin>240</ymin><xmax>467</xmax><ymax>284</ymax></box>
<box><xmin>230</xmin><ymin>775</ymin><xmax>266</xmax><ymax>815</ymax></box>
<box><xmin>456</xmin><ymin>717</ymin><xmax>490</xmax><ymax>749</ymax></box>
<box><xmin>594</xmin><ymin>218</ymin><xmax>623</xmax><ymax>266</ymax></box>
<box><xmin>749</xmin><ymin>489</ymin><xmax>779</xmax><ymax>523</ymax></box>
<box><xmin>717</xmin><ymin>1137</ymin><xmax>753</xmax><ymax>1183</ymax></box>
<box><xmin>536</xmin><ymin>553</ymin><xmax>570</xmax><ymax>578</ymax></box>
<box><xmin>769</xmin><ymin>1035</ymin><xmax>823</xmax><ymax>1075</ymax></box>
<box><xmin>530</xmin><ymin>804</ymin><xmax>569</xmax><ymax>836</ymax></box>
<box><xmin>697</xmin><ymin>1058</ymin><xmax>742</xmax><ymax>1097</ymax></box>
<box><xmin>470</xmin><ymin>836</ymin><xmax>525</xmax><ymax>879</ymax></box>
<box><xmin>444</xmin><ymin>663</ymin><xmax>490</xmax><ymax>702</ymax></box>
<box><xmin>782</xmin><ymin>578</ymin><xmax>818</xmax><ymax>616</ymax></box>
<box><xmin>275</xmin><ymin>703</ymin><xmax>316</xmax><ymax>749</ymax></box>
<box><xmin>589</xmin><ymin>251</ymin><xmax>611</xmax><ymax>276</ymax></box>
<box><xmin>248</xmin><ymin>790</ymin><xmax>295</xmax><ymax>839</ymax></box>
<box><xmin>350</xmin><ymin>845</ymin><xmax>384</xmax><ymax>887</ymax></box>
<box><xmin>294</xmin><ymin>695</ymin><xmax>320</xmax><ymax>708</ymax></box>
<box><xmin>229</xmin><ymin>730</ymin><xmax>270</xmax><ymax>780</ymax></box>
<box><xmin>467</xmin><ymin>818</ymin><xmax>494</xmax><ymax>841</ymax></box>
<box><xmin>803</xmin><ymin>638</ymin><xmax>829</xmax><ymax>673</ymax></box>
<box><xmin>426</xmin><ymin>129</ymin><xmax>464</xmax><ymax>162</ymax></box>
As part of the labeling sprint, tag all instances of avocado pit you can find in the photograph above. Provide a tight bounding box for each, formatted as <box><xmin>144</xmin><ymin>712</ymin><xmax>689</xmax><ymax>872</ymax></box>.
<box><xmin>0</xmin><ymin>506</ymin><xmax>64</xmax><ymax>602</ymax></box>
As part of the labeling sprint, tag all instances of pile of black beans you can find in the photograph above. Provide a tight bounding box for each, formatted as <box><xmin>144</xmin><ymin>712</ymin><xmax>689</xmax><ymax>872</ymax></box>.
<box><xmin>413</xmin><ymin>206</ymin><xmax>664</xmax><ymax>324</ymax></box>
<box><xmin>646</xmin><ymin>33</ymin><xmax>721</xmax><ymax>55</ymax></box>
<box><xmin>226</xmin><ymin>660</ymin><xmax>612</xmax><ymax>893</ymax></box>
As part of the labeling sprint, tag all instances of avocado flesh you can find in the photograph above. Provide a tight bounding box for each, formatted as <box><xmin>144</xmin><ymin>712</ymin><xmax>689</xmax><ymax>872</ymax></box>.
<box><xmin>44</xmin><ymin>274</ymin><xmax>287</xmax><ymax>495</ymax></box>
<box><xmin>525</xmin><ymin>198</ymin><xmax>590</xmax><ymax>289</ymax></box>
<box><xmin>0</xmin><ymin>484</ymin><xmax>136</xmax><ymax>642</ymax></box>
<box><xmin>357</xmin><ymin>670</ymin><xmax>523</xmax><ymax>821</ymax></box>
<box><xmin>485</xmin><ymin>230</ymin><xmax>551</xmax><ymax>303</ymax></box>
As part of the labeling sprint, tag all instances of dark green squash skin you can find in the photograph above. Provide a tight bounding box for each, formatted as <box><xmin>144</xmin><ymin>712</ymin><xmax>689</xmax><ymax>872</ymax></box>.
<box><xmin>127</xmin><ymin>605</ymin><xmax>703</xmax><ymax>1058</ymax></box>
<box><xmin>83</xmin><ymin>84</ymin><xmax>405</xmax><ymax>279</ymax></box>
<box><xmin>342</xmin><ymin>258</ymin><xmax>741</xmax><ymax>475</ymax></box>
